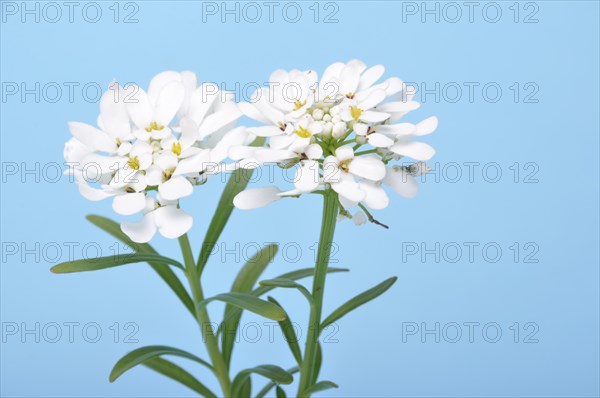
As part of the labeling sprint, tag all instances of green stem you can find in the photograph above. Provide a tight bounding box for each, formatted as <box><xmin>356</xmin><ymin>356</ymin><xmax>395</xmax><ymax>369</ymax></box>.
<box><xmin>354</xmin><ymin>149</ymin><xmax>379</xmax><ymax>156</ymax></box>
<box><xmin>296</xmin><ymin>191</ymin><xmax>339</xmax><ymax>397</ymax></box>
<box><xmin>179</xmin><ymin>235</ymin><xmax>232</xmax><ymax>397</ymax></box>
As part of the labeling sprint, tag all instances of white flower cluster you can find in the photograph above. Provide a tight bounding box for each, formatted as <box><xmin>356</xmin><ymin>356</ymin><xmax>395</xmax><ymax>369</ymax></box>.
<box><xmin>231</xmin><ymin>60</ymin><xmax>437</xmax><ymax>226</ymax></box>
<box><xmin>64</xmin><ymin>71</ymin><xmax>253</xmax><ymax>242</ymax></box>
<box><xmin>65</xmin><ymin>61</ymin><xmax>438</xmax><ymax>242</ymax></box>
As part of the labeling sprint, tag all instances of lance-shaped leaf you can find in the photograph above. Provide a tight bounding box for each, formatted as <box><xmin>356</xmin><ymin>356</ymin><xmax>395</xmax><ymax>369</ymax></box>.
<box><xmin>252</xmin><ymin>267</ymin><xmax>348</xmax><ymax>298</ymax></box>
<box><xmin>196</xmin><ymin>137</ymin><xmax>265</xmax><ymax>272</ymax></box>
<box><xmin>276</xmin><ymin>385</ymin><xmax>287</xmax><ymax>397</ymax></box>
<box><xmin>260</xmin><ymin>278</ymin><xmax>312</xmax><ymax>303</ymax></box>
<box><xmin>311</xmin><ymin>343</ymin><xmax>322</xmax><ymax>387</ymax></box>
<box><xmin>268</xmin><ymin>296</ymin><xmax>302</xmax><ymax>365</ymax></box>
<box><xmin>232</xmin><ymin>365</ymin><xmax>293</xmax><ymax>397</ymax></box>
<box><xmin>222</xmin><ymin>244</ymin><xmax>278</xmax><ymax>367</ymax></box>
<box><xmin>199</xmin><ymin>292</ymin><xmax>286</xmax><ymax>321</ymax></box>
<box><xmin>109</xmin><ymin>345</ymin><xmax>212</xmax><ymax>382</ymax></box>
<box><xmin>255</xmin><ymin>367</ymin><xmax>299</xmax><ymax>398</ymax></box>
<box><xmin>321</xmin><ymin>277</ymin><xmax>398</xmax><ymax>330</ymax></box>
<box><xmin>303</xmin><ymin>381</ymin><xmax>339</xmax><ymax>395</ymax></box>
<box><xmin>51</xmin><ymin>253</ymin><xmax>184</xmax><ymax>273</ymax></box>
<box><xmin>142</xmin><ymin>357</ymin><xmax>217</xmax><ymax>398</ymax></box>
<box><xmin>217</xmin><ymin>268</ymin><xmax>349</xmax><ymax>336</ymax></box>
<box><xmin>85</xmin><ymin>215</ymin><xmax>194</xmax><ymax>316</ymax></box>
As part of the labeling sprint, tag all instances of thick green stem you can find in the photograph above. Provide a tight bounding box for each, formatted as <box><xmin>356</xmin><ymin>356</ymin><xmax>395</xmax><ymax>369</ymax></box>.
<box><xmin>297</xmin><ymin>191</ymin><xmax>339</xmax><ymax>397</ymax></box>
<box><xmin>179</xmin><ymin>235</ymin><xmax>231</xmax><ymax>397</ymax></box>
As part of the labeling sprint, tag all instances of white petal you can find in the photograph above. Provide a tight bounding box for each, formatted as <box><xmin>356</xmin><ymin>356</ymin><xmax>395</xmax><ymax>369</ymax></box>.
<box><xmin>358</xmin><ymin>65</ymin><xmax>385</xmax><ymax>91</ymax></box>
<box><xmin>377</xmin><ymin>101</ymin><xmax>421</xmax><ymax>113</ymax></box>
<box><xmin>415</xmin><ymin>116</ymin><xmax>438</xmax><ymax>136</ymax></box>
<box><xmin>121</xmin><ymin>212</ymin><xmax>157</xmax><ymax>243</ymax></box>
<box><xmin>384</xmin><ymin>168</ymin><xmax>418</xmax><ymax>198</ymax></box>
<box><xmin>335</xmin><ymin>146</ymin><xmax>354</xmax><ymax>162</ymax></box>
<box><xmin>359</xmin><ymin>181</ymin><xmax>389</xmax><ymax>210</ymax></box>
<box><xmin>233</xmin><ymin>187</ymin><xmax>282</xmax><ymax>210</ymax></box>
<box><xmin>354</xmin><ymin>123</ymin><xmax>368</xmax><ymax>136</ymax></box>
<box><xmin>179</xmin><ymin>118</ymin><xmax>199</xmax><ymax>149</ymax></box>
<box><xmin>349</xmin><ymin>156</ymin><xmax>386</xmax><ymax>181</ymax></box>
<box><xmin>112</xmin><ymin>192</ymin><xmax>146</xmax><ymax>215</ymax></box>
<box><xmin>367</xmin><ymin>133</ymin><xmax>394</xmax><ymax>148</ymax></box>
<box><xmin>360</xmin><ymin>110</ymin><xmax>390</xmax><ymax>123</ymax></box>
<box><xmin>188</xmin><ymin>83</ymin><xmax>220</xmax><ymax>124</ymax></box>
<box><xmin>147</xmin><ymin>71</ymin><xmax>183</xmax><ymax>107</ymax></box>
<box><xmin>390</xmin><ymin>141</ymin><xmax>436</xmax><ymax>161</ymax></box>
<box><xmin>237</xmin><ymin>101</ymin><xmax>271</xmax><ymax>124</ymax></box>
<box><xmin>229</xmin><ymin>145</ymin><xmax>257</xmax><ymax>160</ymax></box>
<box><xmin>323</xmin><ymin>156</ymin><xmax>340</xmax><ymax>183</ymax></box>
<box><xmin>376</xmin><ymin>123</ymin><xmax>416</xmax><ymax>136</ymax></box>
<box><xmin>269</xmin><ymin>134</ymin><xmax>296</xmax><ymax>150</ymax></box>
<box><xmin>145</xmin><ymin>165</ymin><xmax>163</xmax><ymax>186</ymax></box>
<box><xmin>254</xmin><ymin>149</ymin><xmax>296</xmax><ymax>163</ymax></box>
<box><xmin>99</xmin><ymin>87</ymin><xmax>130</xmax><ymax>137</ymax></box>
<box><xmin>305</xmin><ymin>143</ymin><xmax>323</xmax><ymax>160</ymax></box>
<box><xmin>159</xmin><ymin>177</ymin><xmax>193</xmax><ymax>200</ymax></box>
<box><xmin>125</xmin><ymin>86</ymin><xmax>153</xmax><ymax>129</ymax></box>
<box><xmin>198</xmin><ymin>103</ymin><xmax>241</xmax><ymax>138</ymax></box>
<box><xmin>339</xmin><ymin>64</ymin><xmax>361</xmax><ymax>95</ymax></box>
<box><xmin>154</xmin><ymin>206</ymin><xmax>193</xmax><ymax>239</ymax></box>
<box><xmin>247</xmin><ymin>126</ymin><xmax>285</xmax><ymax>137</ymax></box>
<box><xmin>154</xmin><ymin>81</ymin><xmax>185</xmax><ymax>127</ymax></box>
<box><xmin>332</xmin><ymin>178</ymin><xmax>365</xmax><ymax>203</ymax></box>
<box><xmin>155</xmin><ymin>153</ymin><xmax>179</xmax><ymax>171</ymax></box>
<box><xmin>295</xmin><ymin>160</ymin><xmax>320</xmax><ymax>192</ymax></box>
<box><xmin>177</xmin><ymin>70</ymin><xmax>198</xmax><ymax>118</ymax></box>
<box><xmin>173</xmin><ymin>150</ymin><xmax>212</xmax><ymax>175</ymax></box>
<box><xmin>68</xmin><ymin>122</ymin><xmax>116</xmax><ymax>153</ymax></box>
<box><xmin>358</xmin><ymin>89</ymin><xmax>387</xmax><ymax>110</ymax></box>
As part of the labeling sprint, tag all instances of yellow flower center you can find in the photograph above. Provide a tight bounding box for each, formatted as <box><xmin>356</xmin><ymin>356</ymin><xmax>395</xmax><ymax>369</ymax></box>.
<box><xmin>350</xmin><ymin>106</ymin><xmax>363</xmax><ymax>120</ymax></box>
<box><xmin>145</xmin><ymin>121</ymin><xmax>165</xmax><ymax>132</ymax></box>
<box><xmin>172</xmin><ymin>142</ymin><xmax>182</xmax><ymax>156</ymax></box>
<box><xmin>127</xmin><ymin>156</ymin><xmax>140</xmax><ymax>170</ymax></box>
<box><xmin>339</xmin><ymin>159</ymin><xmax>352</xmax><ymax>172</ymax></box>
<box><xmin>293</xmin><ymin>99</ymin><xmax>306</xmax><ymax>111</ymax></box>
<box><xmin>295</xmin><ymin>126</ymin><xmax>311</xmax><ymax>138</ymax></box>
<box><xmin>163</xmin><ymin>168</ymin><xmax>174</xmax><ymax>182</ymax></box>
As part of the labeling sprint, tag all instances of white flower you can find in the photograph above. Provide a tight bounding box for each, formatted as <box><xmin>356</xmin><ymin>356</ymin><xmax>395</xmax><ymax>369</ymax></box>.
<box><xmin>65</xmin><ymin>70</ymin><xmax>246</xmax><ymax>242</ymax></box>
<box><xmin>233</xmin><ymin>60</ymin><xmax>438</xmax><ymax>228</ymax></box>
<box><xmin>121</xmin><ymin>196</ymin><xmax>193</xmax><ymax>243</ymax></box>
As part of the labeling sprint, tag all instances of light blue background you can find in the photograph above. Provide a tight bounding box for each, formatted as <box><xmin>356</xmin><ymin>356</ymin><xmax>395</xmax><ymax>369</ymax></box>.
<box><xmin>1</xmin><ymin>1</ymin><xmax>599</xmax><ymax>397</ymax></box>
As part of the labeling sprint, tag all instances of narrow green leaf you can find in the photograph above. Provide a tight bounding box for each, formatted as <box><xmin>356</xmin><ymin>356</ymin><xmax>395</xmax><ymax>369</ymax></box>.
<box><xmin>222</xmin><ymin>244</ymin><xmax>278</xmax><ymax>367</ymax></box>
<box><xmin>276</xmin><ymin>385</ymin><xmax>287</xmax><ymax>398</ymax></box>
<box><xmin>311</xmin><ymin>343</ymin><xmax>322</xmax><ymax>387</ymax></box>
<box><xmin>238</xmin><ymin>377</ymin><xmax>252</xmax><ymax>398</ymax></box>
<box><xmin>321</xmin><ymin>277</ymin><xmax>398</xmax><ymax>330</ymax></box>
<box><xmin>51</xmin><ymin>253</ymin><xmax>184</xmax><ymax>273</ymax></box>
<box><xmin>252</xmin><ymin>267</ymin><xmax>348</xmax><ymax>298</ymax></box>
<box><xmin>232</xmin><ymin>364</ymin><xmax>294</xmax><ymax>396</ymax></box>
<box><xmin>196</xmin><ymin>137</ymin><xmax>265</xmax><ymax>273</ymax></box>
<box><xmin>85</xmin><ymin>215</ymin><xmax>194</xmax><ymax>316</ymax></box>
<box><xmin>268</xmin><ymin>296</ymin><xmax>303</xmax><ymax>365</ymax></box>
<box><xmin>142</xmin><ymin>357</ymin><xmax>217</xmax><ymax>398</ymax></box>
<box><xmin>260</xmin><ymin>278</ymin><xmax>312</xmax><ymax>302</ymax></box>
<box><xmin>199</xmin><ymin>292</ymin><xmax>286</xmax><ymax>321</ymax></box>
<box><xmin>109</xmin><ymin>345</ymin><xmax>212</xmax><ymax>382</ymax></box>
<box><xmin>217</xmin><ymin>268</ymin><xmax>349</xmax><ymax>336</ymax></box>
<box><xmin>255</xmin><ymin>367</ymin><xmax>299</xmax><ymax>398</ymax></box>
<box><xmin>303</xmin><ymin>381</ymin><xmax>339</xmax><ymax>395</ymax></box>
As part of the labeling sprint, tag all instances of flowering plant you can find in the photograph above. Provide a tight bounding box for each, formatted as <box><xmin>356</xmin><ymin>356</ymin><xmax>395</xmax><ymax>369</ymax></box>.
<box><xmin>53</xmin><ymin>61</ymin><xmax>437</xmax><ymax>397</ymax></box>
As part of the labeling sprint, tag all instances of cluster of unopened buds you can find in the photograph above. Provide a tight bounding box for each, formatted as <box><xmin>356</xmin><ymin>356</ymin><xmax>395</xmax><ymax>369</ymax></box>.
<box><xmin>64</xmin><ymin>60</ymin><xmax>437</xmax><ymax>242</ymax></box>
